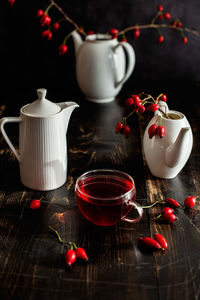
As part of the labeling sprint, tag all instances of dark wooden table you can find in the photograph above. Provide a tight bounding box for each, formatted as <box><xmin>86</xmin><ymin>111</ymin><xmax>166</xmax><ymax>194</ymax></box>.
<box><xmin>0</xmin><ymin>82</ymin><xmax>200</xmax><ymax>300</ymax></box>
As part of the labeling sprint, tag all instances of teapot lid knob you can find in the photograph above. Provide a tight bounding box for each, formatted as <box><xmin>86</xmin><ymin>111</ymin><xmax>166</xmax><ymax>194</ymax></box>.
<box><xmin>22</xmin><ymin>88</ymin><xmax>61</xmax><ymax>116</ymax></box>
<box><xmin>37</xmin><ymin>88</ymin><xmax>47</xmax><ymax>100</ymax></box>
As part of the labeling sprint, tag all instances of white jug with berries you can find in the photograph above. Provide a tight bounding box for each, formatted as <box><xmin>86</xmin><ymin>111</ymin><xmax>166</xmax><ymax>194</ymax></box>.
<box><xmin>71</xmin><ymin>30</ymin><xmax>135</xmax><ymax>103</ymax></box>
<box><xmin>143</xmin><ymin>101</ymin><xmax>193</xmax><ymax>179</ymax></box>
<box><xmin>0</xmin><ymin>88</ymin><xmax>79</xmax><ymax>191</ymax></box>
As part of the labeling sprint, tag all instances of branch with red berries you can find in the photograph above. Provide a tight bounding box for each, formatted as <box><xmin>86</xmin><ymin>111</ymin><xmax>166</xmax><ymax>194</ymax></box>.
<box><xmin>32</xmin><ymin>1</ymin><xmax>200</xmax><ymax>55</ymax></box>
<box><xmin>115</xmin><ymin>92</ymin><xmax>171</xmax><ymax>138</ymax></box>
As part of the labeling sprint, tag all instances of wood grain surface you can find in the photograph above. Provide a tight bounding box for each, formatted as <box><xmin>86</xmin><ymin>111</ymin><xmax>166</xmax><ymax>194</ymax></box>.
<box><xmin>0</xmin><ymin>84</ymin><xmax>199</xmax><ymax>300</ymax></box>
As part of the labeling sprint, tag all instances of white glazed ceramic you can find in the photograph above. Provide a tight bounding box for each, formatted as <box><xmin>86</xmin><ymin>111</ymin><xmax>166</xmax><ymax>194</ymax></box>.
<box><xmin>0</xmin><ymin>88</ymin><xmax>79</xmax><ymax>191</ymax></box>
<box><xmin>143</xmin><ymin>101</ymin><xmax>193</xmax><ymax>179</ymax></box>
<box><xmin>71</xmin><ymin>30</ymin><xmax>135</xmax><ymax>103</ymax></box>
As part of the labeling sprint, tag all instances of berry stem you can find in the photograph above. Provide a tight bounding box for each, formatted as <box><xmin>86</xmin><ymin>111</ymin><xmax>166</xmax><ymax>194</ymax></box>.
<box><xmin>117</xmin><ymin>23</ymin><xmax>199</xmax><ymax>37</ymax></box>
<box><xmin>62</xmin><ymin>30</ymin><xmax>74</xmax><ymax>45</ymax></box>
<box><xmin>49</xmin><ymin>0</ymin><xmax>87</xmax><ymax>36</ymax></box>
<box><xmin>48</xmin><ymin>225</ymin><xmax>66</xmax><ymax>244</ymax></box>
<box><xmin>142</xmin><ymin>200</ymin><xmax>165</xmax><ymax>209</ymax></box>
<box><xmin>45</xmin><ymin>3</ymin><xmax>54</xmax><ymax>14</ymax></box>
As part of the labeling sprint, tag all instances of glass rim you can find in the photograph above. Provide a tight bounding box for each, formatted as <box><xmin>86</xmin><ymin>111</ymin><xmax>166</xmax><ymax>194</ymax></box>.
<box><xmin>75</xmin><ymin>169</ymin><xmax>135</xmax><ymax>201</ymax></box>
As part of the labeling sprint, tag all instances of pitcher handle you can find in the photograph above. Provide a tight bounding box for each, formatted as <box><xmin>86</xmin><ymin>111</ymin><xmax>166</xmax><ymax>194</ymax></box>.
<box><xmin>0</xmin><ymin>117</ymin><xmax>21</xmax><ymax>162</ymax></box>
<box><xmin>122</xmin><ymin>201</ymin><xmax>143</xmax><ymax>223</ymax></box>
<box><xmin>113</xmin><ymin>42</ymin><xmax>135</xmax><ymax>87</ymax></box>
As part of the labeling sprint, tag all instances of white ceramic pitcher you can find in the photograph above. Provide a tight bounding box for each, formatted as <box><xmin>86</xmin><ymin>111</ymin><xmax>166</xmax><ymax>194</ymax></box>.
<box><xmin>0</xmin><ymin>88</ymin><xmax>79</xmax><ymax>191</ymax></box>
<box><xmin>143</xmin><ymin>101</ymin><xmax>193</xmax><ymax>179</ymax></box>
<box><xmin>71</xmin><ymin>30</ymin><xmax>135</xmax><ymax>103</ymax></box>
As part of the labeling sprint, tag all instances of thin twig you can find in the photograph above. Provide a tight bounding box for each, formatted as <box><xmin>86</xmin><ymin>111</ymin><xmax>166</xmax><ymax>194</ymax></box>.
<box><xmin>49</xmin><ymin>0</ymin><xmax>86</xmax><ymax>36</ymax></box>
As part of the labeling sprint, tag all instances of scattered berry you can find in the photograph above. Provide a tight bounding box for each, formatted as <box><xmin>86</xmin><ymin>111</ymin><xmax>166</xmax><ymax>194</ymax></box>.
<box><xmin>165</xmin><ymin>198</ymin><xmax>180</xmax><ymax>208</ymax></box>
<box><xmin>65</xmin><ymin>249</ymin><xmax>77</xmax><ymax>266</ymax></box>
<box><xmin>184</xmin><ymin>196</ymin><xmax>196</xmax><ymax>208</ymax></box>
<box><xmin>154</xmin><ymin>233</ymin><xmax>168</xmax><ymax>250</ymax></box>
<box><xmin>163</xmin><ymin>212</ymin><xmax>177</xmax><ymax>223</ymax></box>
<box><xmin>162</xmin><ymin>207</ymin><xmax>174</xmax><ymax>215</ymax></box>
<box><xmin>139</xmin><ymin>237</ymin><xmax>162</xmax><ymax>249</ymax></box>
<box><xmin>75</xmin><ymin>247</ymin><xmax>88</xmax><ymax>261</ymax></box>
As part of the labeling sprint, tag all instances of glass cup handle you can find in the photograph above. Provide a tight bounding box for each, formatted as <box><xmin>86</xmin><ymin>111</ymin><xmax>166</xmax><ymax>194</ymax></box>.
<box><xmin>122</xmin><ymin>201</ymin><xmax>143</xmax><ymax>223</ymax></box>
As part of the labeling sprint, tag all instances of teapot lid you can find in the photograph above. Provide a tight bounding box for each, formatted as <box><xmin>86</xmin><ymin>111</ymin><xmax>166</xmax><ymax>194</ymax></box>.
<box><xmin>22</xmin><ymin>88</ymin><xmax>61</xmax><ymax>116</ymax></box>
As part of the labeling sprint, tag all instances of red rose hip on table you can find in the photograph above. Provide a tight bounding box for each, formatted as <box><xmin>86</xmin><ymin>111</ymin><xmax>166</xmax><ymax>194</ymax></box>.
<box><xmin>184</xmin><ymin>196</ymin><xmax>196</xmax><ymax>208</ymax></box>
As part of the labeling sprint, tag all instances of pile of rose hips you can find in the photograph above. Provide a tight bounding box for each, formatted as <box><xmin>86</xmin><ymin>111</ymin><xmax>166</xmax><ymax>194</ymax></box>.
<box><xmin>115</xmin><ymin>92</ymin><xmax>167</xmax><ymax>138</ymax></box>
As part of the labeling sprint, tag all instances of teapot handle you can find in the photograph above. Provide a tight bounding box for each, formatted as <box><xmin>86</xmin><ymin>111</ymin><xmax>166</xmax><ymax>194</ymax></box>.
<box><xmin>155</xmin><ymin>100</ymin><xmax>169</xmax><ymax>116</ymax></box>
<box><xmin>0</xmin><ymin>117</ymin><xmax>21</xmax><ymax>162</ymax></box>
<box><xmin>113</xmin><ymin>42</ymin><xmax>135</xmax><ymax>87</ymax></box>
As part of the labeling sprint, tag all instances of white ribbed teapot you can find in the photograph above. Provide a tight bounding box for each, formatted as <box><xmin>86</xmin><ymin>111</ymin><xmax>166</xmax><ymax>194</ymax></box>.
<box><xmin>0</xmin><ymin>88</ymin><xmax>79</xmax><ymax>191</ymax></box>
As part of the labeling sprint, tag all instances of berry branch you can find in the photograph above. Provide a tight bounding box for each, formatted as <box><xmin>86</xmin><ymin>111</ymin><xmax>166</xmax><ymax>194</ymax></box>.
<box><xmin>32</xmin><ymin>1</ymin><xmax>200</xmax><ymax>54</ymax></box>
<box><xmin>115</xmin><ymin>92</ymin><xmax>170</xmax><ymax>138</ymax></box>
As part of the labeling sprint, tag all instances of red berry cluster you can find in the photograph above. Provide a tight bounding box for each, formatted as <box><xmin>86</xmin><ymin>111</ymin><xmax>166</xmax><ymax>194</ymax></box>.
<box><xmin>65</xmin><ymin>243</ymin><xmax>88</xmax><ymax>267</ymax></box>
<box><xmin>48</xmin><ymin>226</ymin><xmax>88</xmax><ymax>268</ymax></box>
<box><xmin>115</xmin><ymin>92</ymin><xmax>168</xmax><ymax>138</ymax></box>
<box><xmin>36</xmin><ymin>5</ymin><xmax>68</xmax><ymax>55</ymax></box>
<box><xmin>8</xmin><ymin>0</ymin><xmax>15</xmax><ymax>6</ymax></box>
<box><xmin>139</xmin><ymin>233</ymin><xmax>168</xmax><ymax>250</ymax></box>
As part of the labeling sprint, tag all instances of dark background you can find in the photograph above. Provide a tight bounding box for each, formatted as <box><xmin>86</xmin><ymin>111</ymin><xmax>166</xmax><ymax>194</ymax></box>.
<box><xmin>1</xmin><ymin>0</ymin><xmax>200</xmax><ymax>101</ymax></box>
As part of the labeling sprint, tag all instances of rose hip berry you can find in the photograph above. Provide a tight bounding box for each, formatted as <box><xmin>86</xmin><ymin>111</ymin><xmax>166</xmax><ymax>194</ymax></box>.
<box><xmin>182</xmin><ymin>37</ymin><xmax>188</xmax><ymax>44</ymax></box>
<box><xmin>30</xmin><ymin>199</ymin><xmax>41</xmax><ymax>210</ymax></box>
<box><xmin>154</xmin><ymin>233</ymin><xmax>168</xmax><ymax>250</ymax></box>
<box><xmin>133</xmin><ymin>28</ymin><xmax>140</xmax><ymax>40</ymax></box>
<box><xmin>8</xmin><ymin>0</ymin><xmax>15</xmax><ymax>6</ymax></box>
<box><xmin>157</xmin><ymin>35</ymin><xmax>164</xmax><ymax>44</ymax></box>
<box><xmin>159</xmin><ymin>94</ymin><xmax>167</xmax><ymax>102</ymax></box>
<box><xmin>184</xmin><ymin>196</ymin><xmax>196</xmax><ymax>208</ymax></box>
<box><xmin>163</xmin><ymin>212</ymin><xmax>177</xmax><ymax>223</ymax></box>
<box><xmin>165</xmin><ymin>198</ymin><xmax>180</xmax><ymax>208</ymax></box>
<box><xmin>65</xmin><ymin>249</ymin><xmax>77</xmax><ymax>266</ymax></box>
<box><xmin>157</xmin><ymin>4</ymin><xmax>163</xmax><ymax>12</ymax></box>
<box><xmin>139</xmin><ymin>237</ymin><xmax>162</xmax><ymax>250</ymax></box>
<box><xmin>36</xmin><ymin>9</ymin><xmax>44</xmax><ymax>18</ymax></box>
<box><xmin>53</xmin><ymin>22</ymin><xmax>60</xmax><ymax>31</ymax></box>
<box><xmin>157</xmin><ymin>126</ymin><xmax>165</xmax><ymax>138</ymax></box>
<box><xmin>148</xmin><ymin>124</ymin><xmax>157</xmax><ymax>138</ymax></box>
<box><xmin>162</xmin><ymin>207</ymin><xmax>174</xmax><ymax>215</ymax></box>
<box><xmin>125</xmin><ymin>97</ymin><xmax>134</xmax><ymax>108</ymax></box>
<box><xmin>58</xmin><ymin>45</ymin><xmax>68</xmax><ymax>55</ymax></box>
<box><xmin>42</xmin><ymin>30</ymin><xmax>53</xmax><ymax>40</ymax></box>
<box><xmin>40</xmin><ymin>14</ymin><xmax>51</xmax><ymax>27</ymax></box>
<box><xmin>147</xmin><ymin>103</ymin><xmax>159</xmax><ymax>112</ymax></box>
<box><xmin>123</xmin><ymin>125</ymin><xmax>131</xmax><ymax>137</ymax></box>
<box><xmin>75</xmin><ymin>247</ymin><xmax>88</xmax><ymax>261</ymax></box>
<box><xmin>115</xmin><ymin>122</ymin><xmax>124</xmax><ymax>133</ymax></box>
<box><xmin>163</xmin><ymin>12</ymin><xmax>171</xmax><ymax>19</ymax></box>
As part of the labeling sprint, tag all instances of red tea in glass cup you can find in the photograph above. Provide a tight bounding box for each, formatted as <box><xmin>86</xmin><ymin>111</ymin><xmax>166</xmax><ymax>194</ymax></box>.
<box><xmin>75</xmin><ymin>169</ymin><xmax>143</xmax><ymax>226</ymax></box>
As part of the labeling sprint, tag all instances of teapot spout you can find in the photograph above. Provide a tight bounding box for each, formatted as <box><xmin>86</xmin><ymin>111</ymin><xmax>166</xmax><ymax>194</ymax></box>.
<box><xmin>61</xmin><ymin>102</ymin><xmax>79</xmax><ymax>132</ymax></box>
<box><xmin>71</xmin><ymin>30</ymin><xmax>83</xmax><ymax>56</ymax></box>
<box><xmin>165</xmin><ymin>127</ymin><xmax>190</xmax><ymax>168</ymax></box>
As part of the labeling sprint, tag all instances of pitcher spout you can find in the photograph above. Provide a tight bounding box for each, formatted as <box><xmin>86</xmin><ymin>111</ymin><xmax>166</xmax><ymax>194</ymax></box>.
<box><xmin>59</xmin><ymin>101</ymin><xmax>79</xmax><ymax>132</ymax></box>
<box><xmin>165</xmin><ymin>127</ymin><xmax>190</xmax><ymax>168</ymax></box>
<box><xmin>71</xmin><ymin>30</ymin><xmax>83</xmax><ymax>56</ymax></box>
